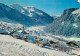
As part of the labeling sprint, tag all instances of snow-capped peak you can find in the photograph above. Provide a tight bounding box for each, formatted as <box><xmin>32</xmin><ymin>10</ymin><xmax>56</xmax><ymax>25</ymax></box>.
<box><xmin>23</xmin><ymin>6</ymin><xmax>28</xmax><ymax>9</ymax></box>
<box><xmin>21</xmin><ymin>9</ymin><xmax>25</xmax><ymax>13</ymax></box>
<box><xmin>50</xmin><ymin>15</ymin><xmax>61</xmax><ymax>19</ymax></box>
<box><xmin>30</xmin><ymin>8</ymin><xmax>35</xmax><ymax>11</ymax></box>
<box><xmin>0</xmin><ymin>3</ymin><xmax>53</xmax><ymax>26</ymax></box>
<box><xmin>72</xmin><ymin>9</ymin><xmax>80</xmax><ymax>14</ymax></box>
<box><xmin>10</xmin><ymin>4</ymin><xmax>23</xmax><ymax>12</ymax></box>
<box><xmin>23</xmin><ymin>6</ymin><xmax>35</xmax><ymax>12</ymax></box>
<box><xmin>23</xmin><ymin>6</ymin><xmax>34</xmax><ymax>9</ymax></box>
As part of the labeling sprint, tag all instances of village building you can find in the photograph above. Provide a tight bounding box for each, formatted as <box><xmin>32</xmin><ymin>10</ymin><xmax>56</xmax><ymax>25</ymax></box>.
<box><xmin>12</xmin><ymin>26</ymin><xmax>29</xmax><ymax>39</ymax></box>
<box><xmin>0</xmin><ymin>27</ymin><xmax>8</xmax><ymax>34</ymax></box>
<box><xmin>67</xmin><ymin>41</ymin><xmax>79</xmax><ymax>48</ymax></box>
<box><xmin>36</xmin><ymin>40</ymin><xmax>48</xmax><ymax>47</ymax></box>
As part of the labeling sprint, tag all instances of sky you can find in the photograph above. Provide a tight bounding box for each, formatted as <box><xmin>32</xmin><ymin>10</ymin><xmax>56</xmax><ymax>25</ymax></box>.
<box><xmin>0</xmin><ymin>0</ymin><xmax>80</xmax><ymax>15</ymax></box>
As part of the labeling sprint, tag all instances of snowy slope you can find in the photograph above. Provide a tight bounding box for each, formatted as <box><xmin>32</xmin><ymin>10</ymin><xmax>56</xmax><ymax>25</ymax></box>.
<box><xmin>0</xmin><ymin>3</ymin><xmax>35</xmax><ymax>26</ymax></box>
<box><xmin>0</xmin><ymin>21</ymin><xmax>23</xmax><ymax>34</ymax></box>
<box><xmin>50</xmin><ymin>15</ymin><xmax>60</xmax><ymax>19</ymax></box>
<box><xmin>10</xmin><ymin>4</ymin><xmax>53</xmax><ymax>25</ymax></box>
<box><xmin>0</xmin><ymin>34</ymin><xmax>70</xmax><ymax>56</ymax></box>
<box><xmin>0</xmin><ymin>3</ymin><xmax>54</xmax><ymax>26</ymax></box>
<box><xmin>0</xmin><ymin>3</ymin><xmax>53</xmax><ymax>26</ymax></box>
<box><xmin>10</xmin><ymin>4</ymin><xmax>29</xmax><ymax>15</ymax></box>
<box><xmin>44</xmin><ymin>8</ymin><xmax>80</xmax><ymax>38</ymax></box>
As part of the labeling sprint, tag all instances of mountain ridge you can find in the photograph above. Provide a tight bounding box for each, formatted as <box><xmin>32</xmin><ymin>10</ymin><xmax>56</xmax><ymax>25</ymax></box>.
<box><xmin>0</xmin><ymin>3</ymin><xmax>53</xmax><ymax>26</ymax></box>
<box><xmin>44</xmin><ymin>8</ymin><xmax>80</xmax><ymax>38</ymax></box>
<box><xmin>10</xmin><ymin>4</ymin><xmax>54</xmax><ymax>25</ymax></box>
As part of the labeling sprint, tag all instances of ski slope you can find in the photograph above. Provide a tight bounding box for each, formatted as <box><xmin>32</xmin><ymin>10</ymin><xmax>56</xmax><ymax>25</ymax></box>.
<box><xmin>0</xmin><ymin>34</ymin><xmax>70</xmax><ymax>56</ymax></box>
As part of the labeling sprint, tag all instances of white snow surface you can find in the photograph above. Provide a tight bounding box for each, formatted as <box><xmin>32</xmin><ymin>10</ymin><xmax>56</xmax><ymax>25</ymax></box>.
<box><xmin>0</xmin><ymin>34</ymin><xmax>70</xmax><ymax>56</ymax></box>
<box><xmin>72</xmin><ymin>9</ymin><xmax>80</xmax><ymax>14</ymax></box>
<box><xmin>72</xmin><ymin>9</ymin><xmax>80</xmax><ymax>17</ymax></box>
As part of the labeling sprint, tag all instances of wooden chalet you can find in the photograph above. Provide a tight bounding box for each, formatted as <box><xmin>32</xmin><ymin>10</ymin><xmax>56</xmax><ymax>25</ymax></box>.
<box><xmin>35</xmin><ymin>39</ymin><xmax>48</xmax><ymax>47</ymax></box>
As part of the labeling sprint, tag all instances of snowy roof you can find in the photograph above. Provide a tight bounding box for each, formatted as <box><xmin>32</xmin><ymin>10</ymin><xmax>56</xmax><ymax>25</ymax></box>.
<box><xmin>39</xmin><ymin>40</ymin><xmax>48</xmax><ymax>43</ymax></box>
<box><xmin>0</xmin><ymin>29</ymin><xmax>7</xmax><ymax>33</ymax></box>
<box><xmin>21</xmin><ymin>31</ymin><xmax>27</xmax><ymax>34</ymax></box>
<box><xmin>18</xmin><ymin>30</ymin><xmax>22</xmax><ymax>33</ymax></box>
<box><xmin>18</xmin><ymin>30</ymin><xmax>29</xmax><ymax>34</ymax></box>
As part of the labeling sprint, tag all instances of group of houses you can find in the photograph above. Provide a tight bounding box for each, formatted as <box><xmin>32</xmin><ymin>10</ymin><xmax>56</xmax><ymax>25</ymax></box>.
<box><xmin>0</xmin><ymin>22</ymin><xmax>21</xmax><ymax>35</ymax></box>
<box><xmin>9</xmin><ymin>26</ymin><xmax>80</xmax><ymax>53</ymax></box>
<box><xmin>0</xmin><ymin>24</ymin><xmax>80</xmax><ymax>55</ymax></box>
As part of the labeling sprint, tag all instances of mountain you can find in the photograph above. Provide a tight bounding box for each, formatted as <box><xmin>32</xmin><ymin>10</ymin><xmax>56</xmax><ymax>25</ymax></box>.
<box><xmin>0</xmin><ymin>3</ymin><xmax>53</xmax><ymax>26</ymax></box>
<box><xmin>10</xmin><ymin>4</ymin><xmax>29</xmax><ymax>15</ymax></box>
<box><xmin>0</xmin><ymin>3</ymin><xmax>36</xmax><ymax>26</ymax></box>
<box><xmin>10</xmin><ymin>4</ymin><xmax>53</xmax><ymax>25</ymax></box>
<box><xmin>44</xmin><ymin>8</ymin><xmax>80</xmax><ymax>38</ymax></box>
<box><xmin>50</xmin><ymin>15</ymin><xmax>60</xmax><ymax>19</ymax></box>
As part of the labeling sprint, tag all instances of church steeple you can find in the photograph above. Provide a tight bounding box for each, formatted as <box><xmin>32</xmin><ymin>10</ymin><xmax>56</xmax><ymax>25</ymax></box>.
<box><xmin>23</xmin><ymin>25</ymin><xmax>25</xmax><ymax>32</ymax></box>
<box><xmin>21</xmin><ymin>25</ymin><xmax>27</xmax><ymax>34</ymax></box>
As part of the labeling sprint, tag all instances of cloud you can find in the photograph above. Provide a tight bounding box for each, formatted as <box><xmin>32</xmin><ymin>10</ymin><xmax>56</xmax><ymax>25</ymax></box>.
<box><xmin>78</xmin><ymin>0</ymin><xmax>80</xmax><ymax>3</ymax></box>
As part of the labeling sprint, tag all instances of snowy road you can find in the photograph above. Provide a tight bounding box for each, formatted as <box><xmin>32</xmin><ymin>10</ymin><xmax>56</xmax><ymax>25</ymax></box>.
<box><xmin>0</xmin><ymin>34</ymin><xmax>71</xmax><ymax>56</ymax></box>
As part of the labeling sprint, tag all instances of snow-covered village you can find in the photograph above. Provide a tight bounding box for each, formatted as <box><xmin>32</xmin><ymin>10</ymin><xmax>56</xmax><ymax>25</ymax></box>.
<box><xmin>0</xmin><ymin>0</ymin><xmax>80</xmax><ymax>56</ymax></box>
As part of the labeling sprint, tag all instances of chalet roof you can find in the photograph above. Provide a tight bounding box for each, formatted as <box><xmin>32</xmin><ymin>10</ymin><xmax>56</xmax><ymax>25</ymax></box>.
<box><xmin>39</xmin><ymin>40</ymin><xmax>48</xmax><ymax>44</ymax></box>
<box><xmin>21</xmin><ymin>31</ymin><xmax>27</xmax><ymax>34</ymax></box>
<box><xmin>0</xmin><ymin>29</ymin><xmax>7</xmax><ymax>33</ymax></box>
<box><xmin>18</xmin><ymin>30</ymin><xmax>29</xmax><ymax>34</ymax></box>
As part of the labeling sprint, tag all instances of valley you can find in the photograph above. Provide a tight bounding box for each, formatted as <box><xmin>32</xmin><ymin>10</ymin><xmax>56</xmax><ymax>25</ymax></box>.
<box><xmin>0</xmin><ymin>2</ymin><xmax>80</xmax><ymax>56</ymax></box>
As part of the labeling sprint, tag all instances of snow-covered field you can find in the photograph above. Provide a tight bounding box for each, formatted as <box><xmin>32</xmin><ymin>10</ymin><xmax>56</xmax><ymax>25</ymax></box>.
<box><xmin>26</xmin><ymin>26</ymin><xmax>80</xmax><ymax>42</ymax></box>
<box><xmin>0</xmin><ymin>34</ymin><xmax>71</xmax><ymax>56</ymax></box>
<box><xmin>0</xmin><ymin>26</ymin><xmax>79</xmax><ymax>56</ymax></box>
